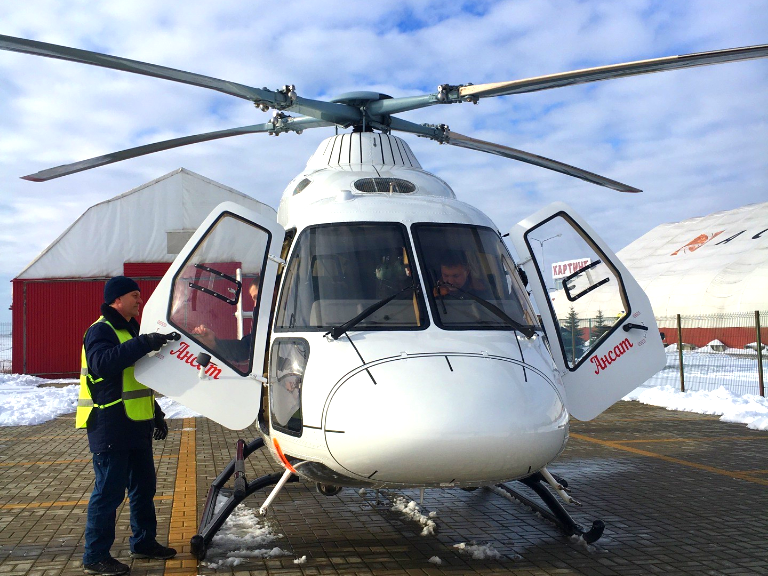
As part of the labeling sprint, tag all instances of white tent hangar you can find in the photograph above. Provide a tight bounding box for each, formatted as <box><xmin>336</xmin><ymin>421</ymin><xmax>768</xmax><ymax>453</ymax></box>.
<box><xmin>17</xmin><ymin>168</ymin><xmax>275</xmax><ymax>280</ymax></box>
<box><xmin>552</xmin><ymin>201</ymin><xmax>768</xmax><ymax>319</ymax></box>
<box><xmin>12</xmin><ymin>168</ymin><xmax>275</xmax><ymax>377</ymax></box>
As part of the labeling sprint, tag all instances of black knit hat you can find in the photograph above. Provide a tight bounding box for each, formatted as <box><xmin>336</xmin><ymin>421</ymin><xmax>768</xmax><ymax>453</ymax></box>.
<box><xmin>104</xmin><ymin>276</ymin><xmax>140</xmax><ymax>304</ymax></box>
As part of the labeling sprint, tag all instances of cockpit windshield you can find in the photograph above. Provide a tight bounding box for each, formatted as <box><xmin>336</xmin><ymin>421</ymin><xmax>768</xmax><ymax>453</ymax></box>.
<box><xmin>412</xmin><ymin>224</ymin><xmax>539</xmax><ymax>331</ymax></box>
<box><xmin>275</xmin><ymin>223</ymin><xmax>427</xmax><ymax>332</ymax></box>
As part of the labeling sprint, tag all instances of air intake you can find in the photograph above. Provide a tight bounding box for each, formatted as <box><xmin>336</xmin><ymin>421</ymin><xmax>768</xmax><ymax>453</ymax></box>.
<box><xmin>353</xmin><ymin>178</ymin><xmax>416</xmax><ymax>194</ymax></box>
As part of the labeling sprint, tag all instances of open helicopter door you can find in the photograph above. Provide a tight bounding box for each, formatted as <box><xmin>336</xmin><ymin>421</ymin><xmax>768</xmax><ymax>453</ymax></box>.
<box><xmin>135</xmin><ymin>201</ymin><xmax>285</xmax><ymax>430</ymax></box>
<box><xmin>511</xmin><ymin>202</ymin><xmax>665</xmax><ymax>421</ymax></box>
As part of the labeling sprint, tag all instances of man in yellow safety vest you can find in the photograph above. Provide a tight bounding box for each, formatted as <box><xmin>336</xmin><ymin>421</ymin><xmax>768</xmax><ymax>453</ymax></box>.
<box><xmin>78</xmin><ymin>276</ymin><xmax>175</xmax><ymax>575</ymax></box>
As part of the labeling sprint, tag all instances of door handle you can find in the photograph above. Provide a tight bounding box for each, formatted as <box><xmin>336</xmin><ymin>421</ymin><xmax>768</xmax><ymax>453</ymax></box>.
<box><xmin>622</xmin><ymin>323</ymin><xmax>649</xmax><ymax>332</ymax></box>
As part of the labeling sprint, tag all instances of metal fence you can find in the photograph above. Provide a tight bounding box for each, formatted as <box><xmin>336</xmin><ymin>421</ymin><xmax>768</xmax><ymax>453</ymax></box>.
<box><xmin>0</xmin><ymin>323</ymin><xmax>10</xmax><ymax>373</ymax></box>
<box><xmin>560</xmin><ymin>311</ymin><xmax>766</xmax><ymax>396</ymax></box>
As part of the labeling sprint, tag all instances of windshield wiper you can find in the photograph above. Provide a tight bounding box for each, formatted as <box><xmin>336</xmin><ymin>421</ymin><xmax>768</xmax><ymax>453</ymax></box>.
<box><xmin>436</xmin><ymin>280</ymin><xmax>537</xmax><ymax>338</ymax></box>
<box><xmin>325</xmin><ymin>283</ymin><xmax>417</xmax><ymax>340</ymax></box>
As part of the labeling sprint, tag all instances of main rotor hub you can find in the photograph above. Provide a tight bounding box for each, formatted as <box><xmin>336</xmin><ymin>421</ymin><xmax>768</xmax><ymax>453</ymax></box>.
<box><xmin>329</xmin><ymin>91</ymin><xmax>393</xmax><ymax>107</ymax></box>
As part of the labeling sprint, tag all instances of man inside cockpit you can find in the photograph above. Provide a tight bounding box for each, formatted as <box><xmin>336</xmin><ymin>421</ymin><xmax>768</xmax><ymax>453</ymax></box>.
<box><xmin>434</xmin><ymin>250</ymin><xmax>492</xmax><ymax>299</ymax></box>
<box><xmin>192</xmin><ymin>277</ymin><xmax>259</xmax><ymax>363</ymax></box>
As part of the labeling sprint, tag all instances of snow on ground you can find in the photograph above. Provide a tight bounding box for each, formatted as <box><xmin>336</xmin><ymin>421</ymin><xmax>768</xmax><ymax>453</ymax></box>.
<box><xmin>0</xmin><ymin>373</ymin><xmax>199</xmax><ymax>426</ymax></box>
<box><xmin>203</xmin><ymin>496</ymin><xmax>293</xmax><ymax>568</ymax></box>
<box><xmin>650</xmin><ymin>350</ymin><xmax>763</xmax><ymax>395</ymax></box>
<box><xmin>391</xmin><ymin>496</ymin><xmax>438</xmax><ymax>536</ymax></box>
<box><xmin>623</xmin><ymin>384</ymin><xmax>768</xmax><ymax>431</ymax></box>
<box><xmin>453</xmin><ymin>542</ymin><xmax>501</xmax><ymax>560</ymax></box>
<box><xmin>0</xmin><ymin>374</ymin><xmax>79</xmax><ymax>426</ymax></box>
<box><xmin>155</xmin><ymin>396</ymin><xmax>201</xmax><ymax>419</ymax></box>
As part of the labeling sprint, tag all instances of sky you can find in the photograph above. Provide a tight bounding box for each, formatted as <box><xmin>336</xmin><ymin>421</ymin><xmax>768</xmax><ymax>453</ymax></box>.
<box><xmin>1</xmin><ymin>0</ymin><xmax>766</xmax><ymax>323</ymax></box>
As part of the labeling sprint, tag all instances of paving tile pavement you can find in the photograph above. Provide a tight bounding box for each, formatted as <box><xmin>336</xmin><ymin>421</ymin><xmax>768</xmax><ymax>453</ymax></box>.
<box><xmin>0</xmin><ymin>401</ymin><xmax>766</xmax><ymax>576</ymax></box>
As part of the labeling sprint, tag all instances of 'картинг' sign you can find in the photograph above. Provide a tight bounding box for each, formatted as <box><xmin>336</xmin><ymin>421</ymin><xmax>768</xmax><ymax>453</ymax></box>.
<box><xmin>551</xmin><ymin>258</ymin><xmax>591</xmax><ymax>280</ymax></box>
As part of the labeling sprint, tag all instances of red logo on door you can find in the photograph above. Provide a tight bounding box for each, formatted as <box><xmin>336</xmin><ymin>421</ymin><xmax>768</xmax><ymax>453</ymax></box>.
<box><xmin>169</xmin><ymin>341</ymin><xmax>222</xmax><ymax>379</ymax></box>
<box><xmin>590</xmin><ymin>338</ymin><xmax>633</xmax><ymax>374</ymax></box>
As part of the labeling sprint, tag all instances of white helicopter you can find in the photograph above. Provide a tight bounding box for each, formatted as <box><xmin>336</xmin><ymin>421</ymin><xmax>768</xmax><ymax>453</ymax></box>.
<box><xmin>2</xmin><ymin>34</ymin><xmax>766</xmax><ymax>559</ymax></box>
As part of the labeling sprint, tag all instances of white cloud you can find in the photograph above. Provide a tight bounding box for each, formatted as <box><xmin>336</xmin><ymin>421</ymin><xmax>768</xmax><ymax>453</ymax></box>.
<box><xmin>0</xmin><ymin>0</ymin><xmax>766</xmax><ymax>322</ymax></box>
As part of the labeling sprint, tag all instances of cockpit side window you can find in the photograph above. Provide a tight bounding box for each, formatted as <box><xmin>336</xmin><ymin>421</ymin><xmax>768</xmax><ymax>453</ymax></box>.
<box><xmin>412</xmin><ymin>223</ymin><xmax>539</xmax><ymax>331</ymax></box>
<box><xmin>274</xmin><ymin>223</ymin><xmax>428</xmax><ymax>332</ymax></box>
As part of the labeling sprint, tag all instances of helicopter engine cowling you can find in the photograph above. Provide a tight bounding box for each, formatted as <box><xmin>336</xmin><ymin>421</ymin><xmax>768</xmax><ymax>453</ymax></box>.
<box><xmin>321</xmin><ymin>353</ymin><xmax>568</xmax><ymax>487</ymax></box>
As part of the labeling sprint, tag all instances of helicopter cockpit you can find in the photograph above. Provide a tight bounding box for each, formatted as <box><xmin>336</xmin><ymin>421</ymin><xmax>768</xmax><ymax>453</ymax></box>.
<box><xmin>272</xmin><ymin>222</ymin><xmax>538</xmax><ymax>335</ymax></box>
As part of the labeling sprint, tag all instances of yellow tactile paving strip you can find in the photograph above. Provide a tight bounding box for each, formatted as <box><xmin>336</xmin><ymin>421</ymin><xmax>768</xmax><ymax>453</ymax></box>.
<box><xmin>0</xmin><ymin>495</ymin><xmax>173</xmax><ymax>510</ymax></box>
<box><xmin>0</xmin><ymin>455</ymin><xmax>176</xmax><ymax>467</ymax></box>
<box><xmin>617</xmin><ymin>435</ymin><xmax>763</xmax><ymax>443</ymax></box>
<box><xmin>164</xmin><ymin>417</ymin><xmax>198</xmax><ymax>574</ymax></box>
<box><xmin>571</xmin><ymin>432</ymin><xmax>768</xmax><ymax>487</ymax></box>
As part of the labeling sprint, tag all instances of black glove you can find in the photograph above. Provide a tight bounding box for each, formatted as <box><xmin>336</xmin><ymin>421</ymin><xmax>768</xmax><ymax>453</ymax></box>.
<box><xmin>153</xmin><ymin>413</ymin><xmax>168</xmax><ymax>440</ymax></box>
<box><xmin>143</xmin><ymin>332</ymin><xmax>167</xmax><ymax>352</ymax></box>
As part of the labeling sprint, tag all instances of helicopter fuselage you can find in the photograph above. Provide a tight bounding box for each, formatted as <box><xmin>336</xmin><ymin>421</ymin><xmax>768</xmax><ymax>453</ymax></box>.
<box><xmin>258</xmin><ymin>132</ymin><xmax>568</xmax><ymax>488</ymax></box>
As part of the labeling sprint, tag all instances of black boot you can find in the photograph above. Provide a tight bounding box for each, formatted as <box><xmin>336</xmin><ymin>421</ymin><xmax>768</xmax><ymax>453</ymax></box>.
<box><xmin>130</xmin><ymin>540</ymin><xmax>177</xmax><ymax>560</ymax></box>
<box><xmin>83</xmin><ymin>557</ymin><xmax>130</xmax><ymax>575</ymax></box>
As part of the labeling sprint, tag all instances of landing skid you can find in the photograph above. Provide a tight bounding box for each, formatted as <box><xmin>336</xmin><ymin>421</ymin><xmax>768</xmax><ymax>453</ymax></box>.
<box><xmin>495</xmin><ymin>472</ymin><xmax>605</xmax><ymax>544</ymax></box>
<box><xmin>190</xmin><ymin>438</ymin><xmax>298</xmax><ymax>561</ymax></box>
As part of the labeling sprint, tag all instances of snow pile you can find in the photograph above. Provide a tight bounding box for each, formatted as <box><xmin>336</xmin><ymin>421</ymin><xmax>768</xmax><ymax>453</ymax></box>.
<box><xmin>391</xmin><ymin>496</ymin><xmax>437</xmax><ymax>536</ymax></box>
<box><xmin>664</xmin><ymin>342</ymin><xmax>694</xmax><ymax>352</ymax></box>
<box><xmin>428</xmin><ymin>556</ymin><xmax>442</xmax><ymax>565</ymax></box>
<box><xmin>697</xmin><ymin>339</ymin><xmax>726</xmax><ymax>353</ymax></box>
<box><xmin>624</xmin><ymin>385</ymin><xmax>768</xmax><ymax>430</ymax></box>
<box><xmin>453</xmin><ymin>541</ymin><xmax>501</xmax><ymax>560</ymax></box>
<box><xmin>722</xmin><ymin>347</ymin><xmax>766</xmax><ymax>356</ymax></box>
<box><xmin>204</xmin><ymin>499</ymin><xmax>291</xmax><ymax>567</ymax></box>
<box><xmin>0</xmin><ymin>373</ymin><xmax>199</xmax><ymax>426</ymax></box>
<box><xmin>649</xmin><ymin>351</ymin><xmax>764</xmax><ymax>395</ymax></box>
<box><xmin>156</xmin><ymin>396</ymin><xmax>200</xmax><ymax>419</ymax></box>
<box><xmin>0</xmin><ymin>374</ymin><xmax>78</xmax><ymax>426</ymax></box>
<box><xmin>293</xmin><ymin>555</ymin><xmax>307</xmax><ymax>564</ymax></box>
<box><xmin>568</xmin><ymin>533</ymin><xmax>597</xmax><ymax>552</ymax></box>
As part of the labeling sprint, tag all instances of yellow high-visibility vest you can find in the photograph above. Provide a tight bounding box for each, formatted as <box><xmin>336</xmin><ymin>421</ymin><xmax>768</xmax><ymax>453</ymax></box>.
<box><xmin>76</xmin><ymin>317</ymin><xmax>155</xmax><ymax>429</ymax></box>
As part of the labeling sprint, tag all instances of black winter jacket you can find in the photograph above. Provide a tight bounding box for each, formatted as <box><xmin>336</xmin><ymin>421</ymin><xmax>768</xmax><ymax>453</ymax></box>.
<box><xmin>83</xmin><ymin>304</ymin><xmax>163</xmax><ymax>453</ymax></box>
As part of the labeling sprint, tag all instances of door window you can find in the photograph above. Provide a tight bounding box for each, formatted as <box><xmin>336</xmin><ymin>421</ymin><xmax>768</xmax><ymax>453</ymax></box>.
<box><xmin>168</xmin><ymin>213</ymin><xmax>271</xmax><ymax>375</ymax></box>
<box><xmin>269</xmin><ymin>338</ymin><xmax>309</xmax><ymax>436</ymax></box>
<box><xmin>523</xmin><ymin>213</ymin><xmax>627</xmax><ymax>369</ymax></box>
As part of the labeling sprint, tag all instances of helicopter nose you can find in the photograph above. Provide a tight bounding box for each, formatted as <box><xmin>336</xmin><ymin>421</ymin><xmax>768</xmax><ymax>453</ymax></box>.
<box><xmin>323</xmin><ymin>354</ymin><xmax>568</xmax><ymax>486</ymax></box>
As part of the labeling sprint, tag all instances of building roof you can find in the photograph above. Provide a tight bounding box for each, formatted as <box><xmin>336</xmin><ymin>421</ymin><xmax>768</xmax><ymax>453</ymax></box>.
<box><xmin>16</xmin><ymin>168</ymin><xmax>276</xmax><ymax>280</ymax></box>
<box><xmin>552</xmin><ymin>201</ymin><xmax>768</xmax><ymax>318</ymax></box>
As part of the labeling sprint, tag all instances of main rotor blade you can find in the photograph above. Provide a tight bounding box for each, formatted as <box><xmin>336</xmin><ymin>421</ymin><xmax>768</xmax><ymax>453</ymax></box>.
<box><xmin>385</xmin><ymin>117</ymin><xmax>640</xmax><ymax>192</ymax></box>
<box><xmin>444</xmin><ymin>131</ymin><xmax>641</xmax><ymax>193</ymax></box>
<box><xmin>0</xmin><ymin>34</ymin><xmax>361</xmax><ymax>124</ymax></box>
<box><xmin>460</xmin><ymin>44</ymin><xmax>768</xmax><ymax>99</ymax></box>
<box><xmin>22</xmin><ymin>116</ymin><xmax>332</xmax><ymax>182</ymax></box>
<box><xmin>0</xmin><ymin>34</ymin><xmax>271</xmax><ymax>102</ymax></box>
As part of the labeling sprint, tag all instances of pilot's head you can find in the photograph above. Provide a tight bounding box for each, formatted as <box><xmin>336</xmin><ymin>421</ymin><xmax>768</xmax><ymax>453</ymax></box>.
<box><xmin>248</xmin><ymin>274</ymin><xmax>261</xmax><ymax>304</ymax></box>
<box><xmin>439</xmin><ymin>251</ymin><xmax>469</xmax><ymax>292</ymax></box>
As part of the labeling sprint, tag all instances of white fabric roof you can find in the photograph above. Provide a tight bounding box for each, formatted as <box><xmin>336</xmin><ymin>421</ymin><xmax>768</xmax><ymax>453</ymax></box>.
<box><xmin>552</xmin><ymin>201</ymin><xmax>768</xmax><ymax>318</ymax></box>
<box><xmin>17</xmin><ymin>168</ymin><xmax>276</xmax><ymax>279</ymax></box>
